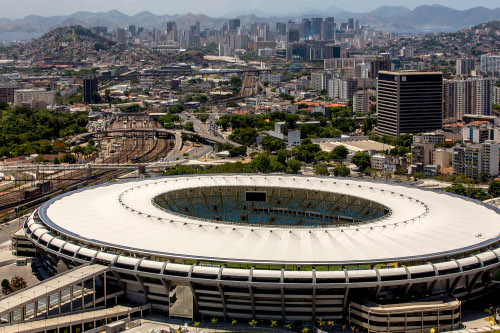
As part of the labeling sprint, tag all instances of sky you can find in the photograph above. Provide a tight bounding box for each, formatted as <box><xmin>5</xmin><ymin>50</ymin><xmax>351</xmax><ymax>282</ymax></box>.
<box><xmin>1</xmin><ymin>0</ymin><xmax>499</xmax><ymax>19</ymax></box>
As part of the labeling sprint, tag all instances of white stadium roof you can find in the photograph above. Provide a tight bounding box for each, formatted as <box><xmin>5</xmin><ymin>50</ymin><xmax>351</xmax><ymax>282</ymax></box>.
<box><xmin>39</xmin><ymin>175</ymin><xmax>500</xmax><ymax>265</ymax></box>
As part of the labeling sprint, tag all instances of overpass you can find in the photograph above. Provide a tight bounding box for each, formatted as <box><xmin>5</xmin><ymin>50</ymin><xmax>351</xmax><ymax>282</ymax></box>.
<box><xmin>72</xmin><ymin>128</ymin><xmax>241</xmax><ymax>148</ymax></box>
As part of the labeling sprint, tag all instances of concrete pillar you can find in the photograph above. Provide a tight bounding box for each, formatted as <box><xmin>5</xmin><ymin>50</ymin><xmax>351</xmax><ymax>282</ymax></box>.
<box><xmin>34</xmin><ymin>300</ymin><xmax>38</xmax><ymax>318</ymax></box>
<box><xmin>93</xmin><ymin>275</ymin><xmax>96</xmax><ymax>308</ymax></box>
<box><xmin>46</xmin><ymin>295</ymin><xmax>50</xmax><ymax>317</ymax></box>
<box><xmin>81</xmin><ymin>280</ymin><xmax>85</xmax><ymax>310</ymax></box>
<box><xmin>104</xmin><ymin>272</ymin><xmax>107</xmax><ymax>307</ymax></box>
<box><xmin>21</xmin><ymin>306</ymin><xmax>25</xmax><ymax>321</ymax></box>
<box><xmin>70</xmin><ymin>285</ymin><xmax>73</xmax><ymax>312</ymax></box>
<box><xmin>58</xmin><ymin>290</ymin><xmax>62</xmax><ymax>314</ymax></box>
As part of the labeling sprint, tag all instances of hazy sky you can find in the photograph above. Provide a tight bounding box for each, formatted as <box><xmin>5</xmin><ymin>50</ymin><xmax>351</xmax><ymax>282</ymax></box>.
<box><xmin>2</xmin><ymin>0</ymin><xmax>500</xmax><ymax>19</ymax></box>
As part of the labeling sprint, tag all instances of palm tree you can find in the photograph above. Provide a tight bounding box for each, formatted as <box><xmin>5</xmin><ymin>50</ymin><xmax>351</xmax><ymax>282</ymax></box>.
<box><xmin>328</xmin><ymin>321</ymin><xmax>335</xmax><ymax>332</ymax></box>
<box><xmin>249</xmin><ymin>319</ymin><xmax>258</xmax><ymax>328</ymax></box>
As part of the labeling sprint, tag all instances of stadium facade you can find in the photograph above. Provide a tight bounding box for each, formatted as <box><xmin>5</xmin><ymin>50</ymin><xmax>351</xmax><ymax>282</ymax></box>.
<box><xmin>21</xmin><ymin>175</ymin><xmax>500</xmax><ymax>332</ymax></box>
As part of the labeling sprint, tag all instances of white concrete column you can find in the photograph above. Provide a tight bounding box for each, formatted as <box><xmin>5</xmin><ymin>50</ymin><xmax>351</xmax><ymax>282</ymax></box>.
<box><xmin>93</xmin><ymin>275</ymin><xmax>96</xmax><ymax>308</ymax></box>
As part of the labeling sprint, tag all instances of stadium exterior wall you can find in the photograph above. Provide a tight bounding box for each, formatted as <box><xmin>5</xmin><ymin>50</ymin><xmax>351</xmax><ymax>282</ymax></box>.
<box><xmin>21</xmin><ymin>175</ymin><xmax>500</xmax><ymax>328</ymax></box>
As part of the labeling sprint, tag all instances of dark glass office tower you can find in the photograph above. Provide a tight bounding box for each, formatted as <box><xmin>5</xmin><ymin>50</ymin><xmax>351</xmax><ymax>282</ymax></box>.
<box><xmin>377</xmin><ymin>71</ymin><xmax>443</xmax><ymax>136</ymax></box>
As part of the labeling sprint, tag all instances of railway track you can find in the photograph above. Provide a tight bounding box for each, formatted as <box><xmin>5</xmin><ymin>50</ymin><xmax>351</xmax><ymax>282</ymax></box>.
<box><xmin>0</xmin><ymin>118</ymin><xmax>170</xmax><ymax>216</ymax></box>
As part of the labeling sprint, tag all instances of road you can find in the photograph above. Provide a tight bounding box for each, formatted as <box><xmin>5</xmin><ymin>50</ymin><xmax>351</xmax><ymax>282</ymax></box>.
<box><xmin>0</xmin><ymin>214</ymin><xmax>26</xmax><ymax>246</ymax></box>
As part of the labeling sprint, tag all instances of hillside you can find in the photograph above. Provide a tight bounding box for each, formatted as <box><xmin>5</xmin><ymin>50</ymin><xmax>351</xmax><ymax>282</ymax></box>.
<box><xmin>5</xmin><ymin>26</ymin><xmax>117</xmax><ymax>61</ymax></box>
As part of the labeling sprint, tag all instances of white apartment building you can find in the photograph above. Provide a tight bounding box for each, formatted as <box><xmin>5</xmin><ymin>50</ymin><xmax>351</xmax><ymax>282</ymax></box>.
<box><xmin>443</xmin><ymin>78</ymin><xmax>493</xmax><ymax>120</ymax></box>
<box><xmin>493</xmin><ymin>85</ymin><xmax>500</xmax><ymax>105</ymax></box>
<box><xmin>261</xmin><ymin>73</ymin><xmax>284</xmax><ymax>86</ymax></box>
<box><xmin>13</xmin><ymin>89</ymin><xmax>55</xmax><ymax>107</ymax></box>
<box><xmin>456</xmin><ymin>58</ymin><xmax>475</xmax><ymax>76</ymax></box>
<box><xmin>328</xmin><ymin>77</ymin><xmax>357</xmax><ymax>100</ymax></box>
<box><xmin>480</xmin><ymin>54</ymin><xmax>500</xmax><ymax>72</ymax></box>
<box><xmin>452</xmin><ymin>140</ymin><xmax>499</xmax><ymax>178</ymax></box>
<box><xmin>353</xmin><ymin>91</ymin><xmax>369</xmax><ymax>114</ymax></box>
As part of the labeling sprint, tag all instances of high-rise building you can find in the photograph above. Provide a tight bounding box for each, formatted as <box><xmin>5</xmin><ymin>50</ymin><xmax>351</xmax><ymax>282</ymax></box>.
<box><xmin>377</xmin><ymin>71</ymin><xmax>443</xmax><ymax>136</ymax></box>
<box><xmin>493</xmin><ymin>85</ymin><xmax>500</xmax><ymax>105</ymax></box>
<box><xmin>286</xmin><ymin>23</ymin><xmax>300</xmax><ymax>45</ymax></box>
<box><xmin>301</xmin><ymin>19</ymin><xmax>311</xmax><ymax>38</ymax></box>
<box><xmin>13</xmin><ymin>89</ymin><xmax>55</xmax><ymax>107</ymax></box>
<box><xmin>348</xmin><ymin>18</ymin><xmax>355</xmax><ymax>30</ymax></box>
<box><xmin>320</xmin><ymin>17</ymin><xmax>335</xmax><ymax>41</ymax></box>
<box><xmin>325</xmin><ymin>44</ymin><xmax>341</xmax><ymax>59</ymax></box>
<box><xmin>276</xmin><ymin>22</ymin><xmax>287</xmax><ymax>36</ymax></box>
<box><xmin>311</xmin><ymin>18</ymin><xmax>323</xmax><ymax>36</ymax></box>
<box><xmin>228</xmin><ymin>19</ymin><xmax>241</xmax><ymax>33</ymax></box>
<box><xmin>328</xmin><ymin>77</ymin><xmax>358</xmax><ymax>100</ymax></box>
<box><xmin>128</xmin><ymin>25</ymin><xmax>136</xmax><ymax>36</ymax></box>
<box><xmin>310</xmin><ymin>72</ymin><xmax>333</xmax><ymax>91</ymax></box>
<box><xmin>452</xmin><ymin>141</ymin><xmax>499</xmax><ymax>178</ymax></box>
<box><xmin>115</xmin><ymin>29</ymin><xmax>126</xmax><ymax>43</ymax></box>
<box><xmin>353</xmin><ymin>91</ymin><xmax>370</xmax><ymax>114</ymax></box>
<box><xmin>443</xmin><ymin>78</ymin><xmax>493</xmax><ymax>120</ymax></box>
<box><xmin>456</xmin><ymin>58</ymin><xmax>475</xmax><ymax>76</ymax></box>
<box><xmin>83</xmin><ymin>75</ymin><xmax>98</xmax><ymax>104</ymax></box>
<box><xmin>480</xmin><ymin>54</ymin><xmax>500</xmax><ymax>73</ymax></box>
<box><xmin>0</xmin><ymin>82</ymin><xmax>19</xmax><ymax>103</ymax></box>
<box><xmin>370</xmin><ymin>57</ymin><xmax>391</xmax><ymax>79</ymax></box>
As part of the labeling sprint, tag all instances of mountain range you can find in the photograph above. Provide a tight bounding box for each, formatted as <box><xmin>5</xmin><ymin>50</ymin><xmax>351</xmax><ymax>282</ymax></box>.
<box><xmin>0</xmin><ymin>5</ymin><xmax>499</xmax><ymax>33</ymax></box>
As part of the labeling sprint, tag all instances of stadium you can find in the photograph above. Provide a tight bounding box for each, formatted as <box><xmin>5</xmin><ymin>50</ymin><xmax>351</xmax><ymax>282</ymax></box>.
<box><xmin>22</xmin><ymin>174</ymin><xmax>500</xmax><ymax>332</ymax></box>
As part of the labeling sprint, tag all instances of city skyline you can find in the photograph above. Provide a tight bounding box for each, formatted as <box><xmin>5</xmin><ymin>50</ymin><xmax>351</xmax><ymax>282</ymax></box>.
<box><xmin>0</xmin><ymin>0</ymin><xmax>499</xmax><ymax>19</ymax></box>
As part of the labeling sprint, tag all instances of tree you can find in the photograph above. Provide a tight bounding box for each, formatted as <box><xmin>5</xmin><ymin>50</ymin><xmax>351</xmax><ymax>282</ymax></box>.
<box><xmin>333</xmin><ymin>145</ymin><xmax>349</xmax><ymax>159</ymax></box>
<box><xmin>480</xmin><ymin>172</ymin><xmax>491</xmax><ymax>183</ymax></box>
<box><xmin>286</xmin><ymin>159</ymin><xmax>302</xmax><ymax>174</ymax></box>
<box><xmin>10</xmin><ymin>276</ymin><xmax>27</xmax><ymax>292</ymax></box>
<box><xmin>314</xmin><ymin>163</ymin><xmax>330</xmax><ymax>176</ymax></box>
<box><xmin>445</xmin><ymin>183</ymin><xmax>467</xmax><ymax>197</ymax></box>
<box><xmin>230</xmin><ymin>76</ymin><xmax>242</xmax><ymax>87</ymax></box>
<box><xmin>270</xmin><ymin>161</ymin><xmax>286</xmax><ymax>173</ymax></box>
<box><xmin>183</xmin><ymin>121</ymin><xmax>195</xmax><ymax>132</ymax></box>
<box><xmin>61</xmin><ymin>153</ymin><xmax>76</xmax><ymax>164</ymax></box>
<box><xmin>226</xmin><ymin>101</ymin><xmax>239</xmax><ymax>108</ymax></box>
<box><xmin>250</xmin><ymin>154</ymin><xmax>271</xmax><ymax>172</ymax></box>
<box><xmin>351</xmin><ymin>152</ymin><xmax>371</xmax><ymax>171</ymax></box>
<box><xmin>285</xmin><ymin>114</ymin><xmax>300</xmax><ymax>130</ymax></box>
<box><xmin>91</xmin><ymin>91</ymin><xmax>101</xmax><ymax>104</ymax></box>
<box><xmin>261</xmin><ymin>136</ymin><xmax>286</xmax><ymax>152</ymax></box>
<box><xmin>488</xmin><ymin>180</ymin><xmax>500</xmax><ymax>198</ymax></box>
<box><xmin>333</xmin><ymin>163</ymin><xmax>351</xmax><ymax>177</ymax></box>
<box><xmin>292</xmin><ymin>139</ymin><xmax>321</xmax><ymax>163</ymax></box>
<box><xmin>228</xmin><ymin>127</ymin><xmax>258</xmax><ymax>146</ymax></box>
<box><xmin>1</xmin><ymin>279</ymin><xmax>10</xmax><ymax>294</ymax></box>
<box><xmin>413</xmin><ymin>172</ymin><xmax>426</xmax><ymax>181</ymax></box>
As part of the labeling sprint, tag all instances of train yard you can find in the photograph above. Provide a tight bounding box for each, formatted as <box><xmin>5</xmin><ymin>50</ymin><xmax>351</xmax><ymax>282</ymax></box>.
<box><xmin>0</xmin><ymin>115</ymin><xmax>173</xmax><ymax>220</ymax></box>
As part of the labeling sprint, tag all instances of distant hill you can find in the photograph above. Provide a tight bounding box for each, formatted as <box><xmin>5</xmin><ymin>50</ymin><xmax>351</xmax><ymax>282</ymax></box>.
<box><xmin>12</xmin><ymin>26</ymin><xmax>117</xmax><ymax>61</ymax></box>
<box><xmin>0</xmin><ymin>5</ymin><xmax>499</xmax><ymax>32</ymax></box>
